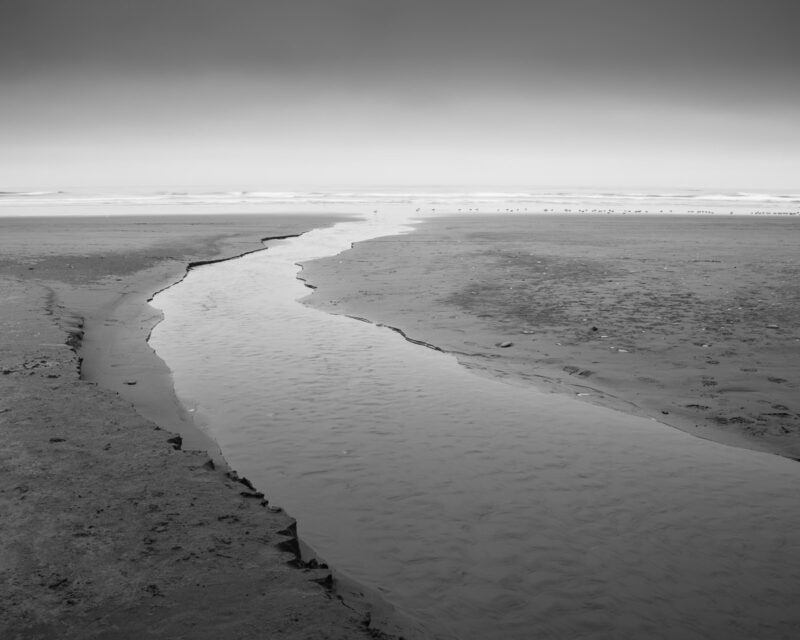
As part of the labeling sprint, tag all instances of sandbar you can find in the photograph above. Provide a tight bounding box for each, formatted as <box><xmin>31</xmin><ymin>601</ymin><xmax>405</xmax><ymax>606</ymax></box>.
<box><xmin>301</xmin><ymin>213</ymin><xmax>800</xmax><ymax>460</ymax></box>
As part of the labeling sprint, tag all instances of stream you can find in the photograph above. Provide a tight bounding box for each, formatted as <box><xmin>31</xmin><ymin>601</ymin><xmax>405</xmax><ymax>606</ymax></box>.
<box><xmin>149</xmin><ymin>211</ymin><xmax>800</xmax><ymax>640</ymax></box>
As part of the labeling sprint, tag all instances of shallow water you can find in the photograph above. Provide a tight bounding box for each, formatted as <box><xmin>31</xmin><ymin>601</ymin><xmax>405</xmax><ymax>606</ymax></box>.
<box><xmin>150</xmin><ymin>213</ymin><xmax>800</xmax><ymax>640</ymax></box>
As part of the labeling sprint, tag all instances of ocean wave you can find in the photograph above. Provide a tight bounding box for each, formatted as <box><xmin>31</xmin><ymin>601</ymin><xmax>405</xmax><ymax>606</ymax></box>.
<box><xmin>696</xmin><ymin>192</ymin><xmax>800</xmax><ymax>203</ymax></box>
<box><xmin>0</xmin><ymin>190</ymin><xmax>62</xmax><ymax>197</ymax></box>
<box><xmin>1</xmin><ymin>189</ymin><xmax>797</xmax><ymax>211</ymax></box>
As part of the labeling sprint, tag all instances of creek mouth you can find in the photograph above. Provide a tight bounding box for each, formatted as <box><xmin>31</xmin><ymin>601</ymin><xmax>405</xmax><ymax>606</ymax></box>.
<box><xmin>149</xmin><ymin>214</ymin><xmax>800</xmax><ymax>640</ymax></box>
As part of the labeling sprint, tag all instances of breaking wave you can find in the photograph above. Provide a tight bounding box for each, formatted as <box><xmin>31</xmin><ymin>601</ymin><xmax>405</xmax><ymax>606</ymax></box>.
<box><xmin>1</xmin><ymin>187</ymin><xmax>797</xmax><ymax>214</ymax></box>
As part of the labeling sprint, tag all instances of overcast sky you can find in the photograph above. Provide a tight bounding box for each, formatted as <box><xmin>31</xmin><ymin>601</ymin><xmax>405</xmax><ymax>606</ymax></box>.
<box><xmin>1</xmin><ymin>0</ymin><xmax>798</xmax><ymax>190</ymax></box>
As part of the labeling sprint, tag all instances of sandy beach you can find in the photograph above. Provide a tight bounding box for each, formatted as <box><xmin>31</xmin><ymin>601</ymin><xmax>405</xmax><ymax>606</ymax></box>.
<box><xmin>3</xmin><ymin>208</ymin><xmax>799</xmax><ymax>639</ymax></box>
<box><xmin>0</xmin><ymin>213</ymin><xmax>405</xmax><ymax>639</ymax></box>
<box><xmin>302</xmin><ymin>213</ymin><xmax>800</xmax><ymax>460</ymax></box>
<box><xmin>146</xmin><ymin>208</ymin><xmax>800</xmax><ymax>640</ymax></box>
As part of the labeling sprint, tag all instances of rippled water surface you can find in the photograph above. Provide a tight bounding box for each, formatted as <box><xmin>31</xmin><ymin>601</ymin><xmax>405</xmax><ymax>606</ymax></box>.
<box><xmin>150</xmin><ymin>213</ymin><xmax>800</xmax><ymax>640</ymax></box>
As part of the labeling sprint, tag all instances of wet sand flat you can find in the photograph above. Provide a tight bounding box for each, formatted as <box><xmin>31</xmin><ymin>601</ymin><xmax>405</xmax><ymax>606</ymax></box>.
<box><xmin>148</xmin><ymin>211</ymin><xmax>800</xmax><ymax>640</ymax></box>
<box><xmin>302</xmin><ymin>214</ymin><xmax>800</xmax><ymax>459</ymax></box>
<box><xmin>0</xmin><ymin>213</ymin><xmax>393</xmax><ymax>638</ymax></box>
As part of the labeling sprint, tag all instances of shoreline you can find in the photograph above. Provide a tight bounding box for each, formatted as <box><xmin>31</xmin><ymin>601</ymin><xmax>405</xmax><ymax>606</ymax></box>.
<box><xmin>78</xmin><ymin>232</ymin><xmax>305</xmax><ymax>461</ymax></box>
<box><xmin>300</xmin><ymin>213</ymin><xmax>800</xmax><ymax>462</ymax></box>
<box><xmin>153</xmin><ymin>210</ymin><xmax>800</xmax><ymax>639</ymax></box>
<box><xmin>0</xmin><ymin>213</ymin><xmax>410</xmax><ymax>638</ymax></box>
<box><xmin>4</xmin><ymin>207</ymin><xmax>796</xmax><ymax>635</ymax></box>
<box><xmin>138</xmin><ymin>230</ymin><xmax>424</xmax><ymax>636</ymax></box>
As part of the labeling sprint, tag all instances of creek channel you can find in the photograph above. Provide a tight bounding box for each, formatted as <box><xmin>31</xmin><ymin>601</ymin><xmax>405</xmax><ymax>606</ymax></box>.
<box><xmin>149</xmin><ymin>212</ymin><xmax>800</xmax><ymax>640</ymax></box>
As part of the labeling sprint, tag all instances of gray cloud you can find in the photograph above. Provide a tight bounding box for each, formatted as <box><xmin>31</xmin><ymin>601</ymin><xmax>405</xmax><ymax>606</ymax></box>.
<box><xmin>3</xmin><ymin>1</ymin><xmax>798</xmax><ymax>90</ymax></box>
<box><xmin>2</xmin><ymin>1</ymin><xmax>798</xmax><ymax>189</ymax></box>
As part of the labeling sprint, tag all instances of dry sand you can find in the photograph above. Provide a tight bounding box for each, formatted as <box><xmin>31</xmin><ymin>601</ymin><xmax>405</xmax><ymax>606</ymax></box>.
<box><xmin>301</xmin><ymin>213</ymin><xmax>800</xmax><ymax>461</ymax></box>
<box><xmin>0</xmin><ymin>214</ymin><xmax>401</xmax><ymax>639</ymax></box>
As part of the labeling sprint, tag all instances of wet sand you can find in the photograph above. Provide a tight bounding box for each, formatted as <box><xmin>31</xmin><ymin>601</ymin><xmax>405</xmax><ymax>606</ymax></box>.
<box><xmin>301</xmin><ymin>213</ymin><xmax>800</xmax><ymax>460</ymax></box>
<box><xmin>148</xmin><ymin>210</ymin><xmax>800</xmax><ymax>639</ymax></box>
<box><xmin>5</xmin><ymin>209</ymin><xmax>798</xmax><ymax>637</ymax></box>
<box><xmin>0</xmin><ymin>213</ymin><xmax>402</xmax><ymax>638</ymax></box>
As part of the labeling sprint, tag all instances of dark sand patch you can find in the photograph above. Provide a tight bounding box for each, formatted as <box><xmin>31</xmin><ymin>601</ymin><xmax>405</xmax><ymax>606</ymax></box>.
<box><xmin>301</xmin><ymin>214</ymin><xmax>800</xmax><ymax>460</ymax></box>
<box><xmin>0</xmin><ymin>214</ymin><xmax>405</xmax><ymax>638</ymax></box>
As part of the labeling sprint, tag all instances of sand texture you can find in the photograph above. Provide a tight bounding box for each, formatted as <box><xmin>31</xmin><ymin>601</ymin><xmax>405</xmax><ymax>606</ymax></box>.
<box><xmin>0</xmin><ymin>214</ymin><xmax>394</xmax><ymax>639</ymax></box>
<box><xmin>301</xmin><ymin>214</ymin><xmax>800</xmax><ymax>460</ymax></box>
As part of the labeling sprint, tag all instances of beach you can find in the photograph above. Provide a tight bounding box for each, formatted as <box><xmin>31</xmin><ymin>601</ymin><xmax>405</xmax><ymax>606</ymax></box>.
<box><xmin>3</xmin><ymin>206</ymin><xmax>800</xmax><ymax>639</ymax></box>
<box><xmin>302</xmin><ymin>213</ymin><xmax>800</xmax><ymax>460</ymax></box>
<box><xmin>0</xmin><ymin>213</ymin><xmax>404</xmax><ymax>639</ymax></box>
<box><xmin>146</xmin><ymin>208</ymin><xmax>800</xmax><ymax>640</ymax></box>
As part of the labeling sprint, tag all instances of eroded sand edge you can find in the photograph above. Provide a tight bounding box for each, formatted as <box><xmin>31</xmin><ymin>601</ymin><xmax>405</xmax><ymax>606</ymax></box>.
<box><xmin>0</xmin><ymin>214</ymin><xmax>405</xmax><ymax>639</ymax></box>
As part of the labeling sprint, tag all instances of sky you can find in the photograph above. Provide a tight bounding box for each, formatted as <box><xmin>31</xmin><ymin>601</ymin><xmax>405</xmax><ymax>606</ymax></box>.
<box><xmin>1</xmin><ymin>0</ymin><xmax>798</xmax><ymax>191</ymax></box>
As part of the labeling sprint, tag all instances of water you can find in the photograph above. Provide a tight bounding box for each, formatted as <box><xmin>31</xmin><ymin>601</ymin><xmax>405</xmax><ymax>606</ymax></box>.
<box><xmin>149</xmin><ymin>210</ymin><xmax>800</xmax><ymax>639</ymax></box>
<box><xmin>2</xmin><ymin>186</ymin><xmax>799</xmax><ymax>216</ymax></box>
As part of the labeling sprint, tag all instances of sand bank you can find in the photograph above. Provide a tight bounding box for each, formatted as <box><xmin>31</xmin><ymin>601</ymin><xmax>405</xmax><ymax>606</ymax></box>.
<box><xmin>0</xmin><ymin>213</ymin><xmax>402</xmax><ymax>638</ymax></box>
<box><xmin>301</xmin><ymin>213</ymin><xmax>800</xmax><ymax>460</ymax></box>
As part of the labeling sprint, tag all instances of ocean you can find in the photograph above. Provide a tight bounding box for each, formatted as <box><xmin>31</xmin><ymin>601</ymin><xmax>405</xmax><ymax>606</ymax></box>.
<box><xmin>1</xmin><ymin>186</ymin><xmax>799</xmax><ymax>217</ymax></box>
